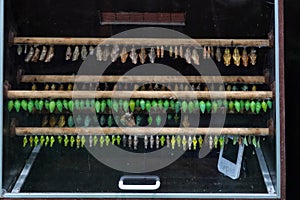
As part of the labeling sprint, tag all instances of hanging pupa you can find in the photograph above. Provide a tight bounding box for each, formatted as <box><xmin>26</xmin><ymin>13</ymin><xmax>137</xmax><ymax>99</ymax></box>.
<box><xmin>207</xmin><ymin>46</ymin><xmax>211</xmax><ymax>58</ymax></box>
<box><xmin>203</xmin><ymin>46</ymin><xmax>207</xmax><ymax>59</ymax></box>
<box><xmin>156</xmin><ymin>136</ymin><xmax>160</xmax><ymax>149</ymax></box>
<box><xmin>128</xmin><ymin>135</ymin><xmax>132</xmax><ymax>148</ymax></box>
<box><xmin>144</xmin><ymin>136</ymin><xmax>148</xmax><ymax>149</ymax></box>
<box><xmin>174</xmin><ymin>46</ymin><xmax>178</xmax><ymax>58</ymax></box>
<box><xmin>188</xmin><ymin>136</ymin><xmax>192</xmax><ymax>150</ymax></box>
<box><xmin>223</xmin><ymin>47</ymin><xmax>231</xmax><ymax>66</ymax></box>
<box><xmin>17</xmin><ymin>45</ymin><xmax>22</xmax><ymax>55</ymax></box>
<box><xmin>148</xmin><ymin>47</ymin><xmax>156</xmax><ymax>63</ymax></box>
<box><xmin>166</xmin><ymin>135</ymin><xmax>170</xmax><ymax>148</ymax></box>
<box><xmin>81</xmin><ymin>45</ymin><xmax>88</xmax><ymax>60</ymax></box>
<box><xmin>58</xmin><ymin>115</ymin><xmax>66</xmax><ymax>127</ymax></box>
<box><xmin>210</xmin><ymin>46</ymin><xmax>214</xmax><ymax>58</ymax></box>
<box><xmin>174</xmin><ymin>83</ymin><xmax>179</xmax><ymax>91</ymax></box>
<box><xmin>179</xmin><ymin>46</ymin><xmax>183</xmax><ymax>58</ymax></box>
<box><xmin>129</xmin><ymin>47</ymin><xmax>138</xmax><ymax>64</ymax></box>
<box><xmin>41</xmin><ymin>116</ymin><xmax>49</xmax><ymax>127</ymax></box>
<box><xmin>120</xmin><ymin>46</ymin><xmax>128</xmax><ymax>63</ymax></box>
<box><xmin>58</xmin><ymin>83</ymin><xmax>64</xmax><ymax>91</ymax></box>
<box><xmin>249</xmin><ymin>48</ymin><xmax>257</xmax><ymax>65</ymax></box>
<box><xmin>24</xmin><ymin>45</ymin><xmax>28</xmax><ymax>54</ymax></box>
<box><xmin>39</xmin><ymin>46</ymin><xmax>48</xmax><ymax>61</ymax></box>
<box><xmin>215</xmin><ymin>47</ymin><xmax>222</xmax><ymax>62</ymax></box>
<box><xmin>102</xmin><ymin>45</ymin><xmax>110</xmax><ymax>61</ymax></box>
<box><xmin>191</xmin><ymin>48</ymin><xmax>200</xmax><ymax>65</ymax></box>
<box><xmin>65</xmin><ymin>46</ymin><xmax>72</xmax><ymax>60</ymax></box>
<box><xmin>156</xmin><ymin>46</ymin><xmax>160</xmax><ymax>58</ymax></box>
<box><xmin>241</xmin><ymin>47</ymin><xmax>249</xmax><ymax>67</ymax></box>
<box><xmin>72</xmin><ymin>46</ymin><xmax>80</xmax><ymax>61</ymax></box>
<box><xmin>44</xmin><ymin>45</ymin><xmax>55</xmax><ymax>62</ymax></box>
<box><xmin>134</xmin><ymin>135</ymin><xmax>138</xmax><ymax>150</ymax></box>
<box><xmin>24</xmin><ymin>46</ymin><xmax>34</xmax><ymax>62</ymax></box>
<box><xmin>160</xmin><ymin>45</ymin><xmax>164</xmax><ymax>58</ymax></box>
<box><xmin>150</xmin><ymin>135</ymin><xmax>154</xmax><ymax>149</ymax></box>
<box><xmin>110</xmin><ymin>44</ymin><xmax>120</xmax><ymax>62</ymax></box>
<box><xmin>139</xmin><ymin>47</ymin><xmax>147</xmax><ymax>64</ymax></box>
<box><xmin>184</xmin><ymin>47</ymin><xmax>192</xmax><ymax>64</ymax></box>
<box><xmin>232</xmin><ymin>47</ymin><xmax>241</xmax><ymax>66</ymax></box>
<box><xmin>89</xmin><ymin>45</ymin><xmax>95</xmax><ymax>55</ymax></box>
<box><xmin>31</xmin><ymin>46</ymin><xmax>41</xmax><ymax>62</ymax></box>
<box><xmin>169</xmin><ymin>46</ymin><xmax>173</xmax><ymax>57</ymax></box>
<box><xmin>96</xmin><ymin>45</ymin><xmax>103</xmax><ymax>61</ymax></box>
<box><xmin>49</xmin><ymin>115</ymin><xmax>57</xmax><ymax>127</ymax></box>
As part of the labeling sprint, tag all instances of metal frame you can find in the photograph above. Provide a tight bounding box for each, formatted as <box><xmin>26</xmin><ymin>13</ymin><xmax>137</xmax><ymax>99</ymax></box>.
<box><xmin>0</xmin><ymin>0</ymin><xmax>4</xmax><ymax>195</ymax></box>
<box><xmin>2</xmin><ymin>192</ymin><xmax>279</xmax><ymax>199</ymax></box>
<box><xmin>274</xmin><ymin>0</ymin><xmax>283</xmax><ymax>197</ymax></box>
<box><xmin>11</xmin><ymin>145</ymin><xmax>41</xmax><ymax>193</ymax></box>
<box><xmin>0</xmin><ymin>0</ymin><xmax>284</xmax><ymax>198</ymax></box>
<box><xmin>255</xmin><ymin>148</ymin><xmax>276</xmax><ymax>194</ymax></box>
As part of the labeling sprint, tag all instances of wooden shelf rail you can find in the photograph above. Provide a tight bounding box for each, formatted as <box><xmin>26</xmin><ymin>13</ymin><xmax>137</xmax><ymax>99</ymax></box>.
<box><xmin>15</xmin><ymin>127</ymin><xmax>270</xmax><ymax>136</ymax></box>
<box><xmin>21</xmin><ymin>75</ymin><xmax>266</xmax><ymax>84</ymax></box>
<box><xmin>7</xmin><ymin>90</ymin><xmax>273</xmax><ymax>99</ymax></box>
<box><xmin>13</xmin><ymin>37</ymin><xmax>271</xmax><ymax>47</ymax></box>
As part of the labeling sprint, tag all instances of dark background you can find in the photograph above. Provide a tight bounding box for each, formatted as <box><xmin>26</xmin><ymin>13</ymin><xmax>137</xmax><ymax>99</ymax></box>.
<box><xmin>284</xmin><ymin>0</ymin><xmax>300</xmax><ymax>199</ymax></box>
<box><xmin>1</xmin><ymin>0</ymin><xmax>298</xmax><ymax>198</ymax></box>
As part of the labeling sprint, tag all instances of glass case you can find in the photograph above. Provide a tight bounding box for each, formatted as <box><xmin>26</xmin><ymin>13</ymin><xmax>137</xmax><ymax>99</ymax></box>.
<box><xmin>0</xmin><ymin>0</ymin><xmax>285</xmax><ymax>199</ymax></box>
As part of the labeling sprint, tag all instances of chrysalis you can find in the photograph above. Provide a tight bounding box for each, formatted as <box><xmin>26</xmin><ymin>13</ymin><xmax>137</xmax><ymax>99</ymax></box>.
<box><xmin>148</xmin><ymin>47</ymin><xmax>156</xmax><ymax>63</ymax></box>
<box><xmin>232</xmin><ymin>47</ymin><xmax>241</xmax><ymax>66</ymax></box>
<box><xmin>102</xmin><ymin>45</ymin><xmax>110</xmax><ymax>61</ymax></box>
<box><xmin>129</xmin><ymin>47</ymin><xmax>138</xmax><ymax>64</ymax></box>
<box><xmin>223</xmin><ymin>47</ymin><xmax>231</xmax><ymax>66</ymax></box>
<box><xmin>72</xmin><ymin>46</ymin><xmax>79</xmax><ymax>61</ymax></box>
<box><xmin>249</xmin><ymin>48</ymin><xmax>257</xmax><ymax>65</ymax></box>
<box><xmin>207</xmin><ymin>46</ymin><xmax>211</xmax><ymax>58</ymax></box>
<box><xmin>203</xmin><ymin>46</ymin><xmax>207</xmax><ymax>59</ymax></box>
<box><xmin>156</xmin><ymin>46</ymin><xmax>160</xmax><ymax>58</ymax></box>
<box><xmin>81</xmin><ymin>45</ymin><xmax>88</xmax><ymax>60</ymax></box>
<box><xmin>160</xmin><ymin>45</ymin><xmax>164</xmax><ymax>58</ymax></box>
<box><xmin>89</xmin><ymin>45</ymin><xmax>95</xmax><ymax>55</ymax></box>
<box><xmin>241</xmin><ymin>47</ymin><xmax>249</xmax><ymax>67</ymax></box>
<box><xmin>174</xmin><ymin>46</ymin><xmax>178</xmax><ymax>58</ymax></box>
<box><xmin>39</xmin><ymin>46</ymin><xmax>48</xmax><ymax>61</ymax></box>
<box><xmin>65</xmin><ymin>46</ymin><xmax>72</xmax><ymax>60</ymax></box>
<box><xmin>96</xmin><ymin>45</ymin><xmax>103</xmax><ymax>61</ymax></box>
<box><xmin>169</xmin><ymin>46</ymin><xmax>173</xmax><ymax>57</ymax></box>
<box><xmin>184</xmin><ymin>47</ymin><xmax>192</xmax><ymax>64</ymax></box>
<box><xmin>179</xmin><ymin>46</ymin><xmax>183</xmax><ymax>58</ymax></box>
<box><xmin>215</xmin><ymin>47</ymin><xmax>222</xmax><ymax>62</ymax></box>
<box><xmin>144</xmin><ymin>136</ymin><xmax>148</xmax><ymax>149</ymax></box>
<box><xmin>139</xmin><ymin>47</ymin><xmax>147</xmax><ymax>64</ymax></box>
<box><xmin>17</xmin><ymin>45</ymin><xmax>22</xmax><ymax>55</ymax></box>
<box><xmin>31</xmin><ymin>46</ymin><xmax>40</xmax><ymax>62</ymax></box>
<box><xmin>44</xmin><ymin>45</ymin><xmax>55</xmax><ymax>62</ymax></box>
<box><xmin>24</xmin><ymin>45</ymin><xmax>28</xmax><ymax>54</ymax></box>
<box><xmin>120</xmin><ymin>46</ymin><xmax>128</xmax><ymax>63</ymax></box>
<box><xmin>24</xmin><ymin>46</ymin><xmax>34</xmax><ymax>62</ymax></box>
<box><xmin>191</xmin><ymin>48</ymin><xmax>200</xmax><ymax>65</ymax></box>
<box><xmin>210</xmin><ymin>46</ymin><xmax>214</xmax><ymax>58</ymax></box>
<box><xmin>110</xmin><ymin>44</ymin><xmax>120</xmax><ymax>62</ymax></box>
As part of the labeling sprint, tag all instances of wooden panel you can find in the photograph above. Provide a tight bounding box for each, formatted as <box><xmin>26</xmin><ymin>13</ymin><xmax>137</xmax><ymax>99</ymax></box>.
<box><xmin>21</xmin><ymin>75</ymin><xmax>266</xmax><ymax>84</ymax></box>
<box><xmin>13</xmin><ymin>37</ymin><xmax>271</xmax><ymax>47</ymax></box>
<box><xmin>15</xmin><ymin>127</ymin><xmax>270</xmax><ymax>136</ymax></box>
<box><xmin>7</xmin><ymin>90</ymin><xmax>273</xmax><ymax>99</ymax></box>
<box><xmin>100</xmin><ymin>12</ymin><xmax>184</xmax><ymax>25</ymax></box>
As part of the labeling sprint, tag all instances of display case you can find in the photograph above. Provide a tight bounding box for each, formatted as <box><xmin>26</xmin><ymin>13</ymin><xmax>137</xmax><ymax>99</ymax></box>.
<box><xmin>0</xmin><ymin>0</ymin><xmax>285</xmax><ymax>199</ymax></box>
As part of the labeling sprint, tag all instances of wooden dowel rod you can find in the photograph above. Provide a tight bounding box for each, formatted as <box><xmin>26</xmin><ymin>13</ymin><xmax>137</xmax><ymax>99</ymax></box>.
<box><xmin>7</xmin><ymin>91</ymin><xmax>273</xmax><ymax>99</ymax></box>
<box><xmin>21</xmin><ymin>75</ymin><xmax>266</xmax><ymax>84</ymax></box>
<box><xmin>13</xmin><ymin>37</ymin><xmax>270</xmax><ymax>47</ymax></box>
<box><xmin>15</xmin><ymin>127</ymin><xmax>269</xmax><ymax>136</ymax></box>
